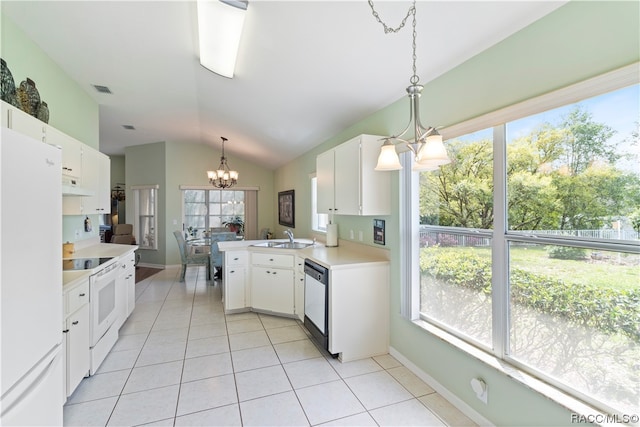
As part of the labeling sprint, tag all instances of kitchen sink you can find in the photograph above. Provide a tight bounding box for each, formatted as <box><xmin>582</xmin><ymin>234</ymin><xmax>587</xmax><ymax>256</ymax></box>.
<box><xmin>274</xmin><ymin>242</ymin><xmax>312</xmax><ymax>249</ymax></box>
<box><xmin>251</xmin><ymin>241</ymin><xmax>281</xmax><ymax>248</ymax></box>
<box><xmin>250</xmin><ymin>241</ymin><xmax>313</xmax><ymax>249</ymax></box>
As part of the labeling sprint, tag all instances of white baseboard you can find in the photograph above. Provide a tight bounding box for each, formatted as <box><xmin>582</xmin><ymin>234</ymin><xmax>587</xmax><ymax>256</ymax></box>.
<box><xmin>389</xmin><ymin>346</ymin><xmax>495</xmax><ymax>427</ymax></box>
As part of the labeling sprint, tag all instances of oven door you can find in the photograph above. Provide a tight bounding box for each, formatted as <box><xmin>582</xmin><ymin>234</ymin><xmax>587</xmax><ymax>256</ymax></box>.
<box><xmin>89</xmin><ymin>262</ymin><xmax>119</xmax><ymax>347</ymax></box>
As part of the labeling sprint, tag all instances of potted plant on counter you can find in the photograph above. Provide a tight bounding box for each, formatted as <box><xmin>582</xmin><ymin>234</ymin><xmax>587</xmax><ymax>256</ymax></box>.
<box><xmin>223</xmin><ymin>216</ymin><xmax>244</xmax><ymax>235</ymax></box>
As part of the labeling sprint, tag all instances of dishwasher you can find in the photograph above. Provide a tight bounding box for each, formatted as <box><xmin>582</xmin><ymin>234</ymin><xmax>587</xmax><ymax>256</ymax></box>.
<box><xmin>303</xmin><ymin>259</ymin><xmax>330</xmax><ymax>352</ymax></box>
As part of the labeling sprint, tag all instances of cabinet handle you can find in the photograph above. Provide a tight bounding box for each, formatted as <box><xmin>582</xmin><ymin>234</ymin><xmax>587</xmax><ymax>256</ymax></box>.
<box><xmin>230</xmin><ymin>270</ymin><xmax>235</xmax><ymax>273</ymax></box>
<box><xmin>269</xmin><ymin>258</ymin><xmax>274</xmax><ymax>261</ymax></box>
<box><xmin>233</xmin><ymin>257</ymin><xmax>239</xmax><ymax>261</ymax></box>
<box><xmin>62</xmin><ymin>329</ymin><xmax>69</xmax><ymax>333</ymax></box>
<box><xmin>79</xmin><ymin>293</ymin><xmax>86</xmax><ymax>297</ymax></box>
<box><xmin>72</xmin><ymin>321</ymin><xmax>79</xmax><ymax>325</ymax></box>
<box><xmin>266</xmin><ymin>271</ymin><xmax>270</xmax><ymax>274</ymax></box>
<box><xmin>272</xmin><ymin>271</ymin><xmax>277</xmax><ymax>275</ymax></box>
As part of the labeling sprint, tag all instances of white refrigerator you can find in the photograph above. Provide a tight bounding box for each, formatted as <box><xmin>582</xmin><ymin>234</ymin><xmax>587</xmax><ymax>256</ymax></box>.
<box><xmin>0</xmin><ymin>128</ymin><xmax>64</xmax><ymax>425</ymax></box>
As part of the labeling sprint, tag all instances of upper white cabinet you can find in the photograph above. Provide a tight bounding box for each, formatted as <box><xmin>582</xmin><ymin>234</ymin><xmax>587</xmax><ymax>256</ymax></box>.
<box><xmin>81</xmin><ymin>148</ymin><xmax>110</xmax><ymax>214</ymax></box>
<box><xmin>1</xmin><ymin>100</ymin><xmax>110</xmax><ymax>214</ymax></box>
<box><xmin>45</xmin><ymin>125</ymin><xmax>82</xmax><ymax>179</ymax></box>
<box><xmin>316</xmin><ymin>134</ymin><xmax>390</xmax><ymax>216</ymax></box>
<box><xmin>1</xmin><ymin>100</ymin><xmax>45</xmax><ymax>142</ymax></box>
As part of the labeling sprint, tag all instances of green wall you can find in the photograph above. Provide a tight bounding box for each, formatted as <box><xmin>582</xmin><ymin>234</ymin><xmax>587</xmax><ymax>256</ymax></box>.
<box><xmin>0</xmin><ymin>11</ymin><xmax>99</xmax><ymax>148</ymax></box>
<box><xmin>274</xmin><ymin>2</ymin><xmax>639</xmax><ymax>426</ymax></box>
<box><xmin>1</xmin><ymin>9</ymin><xmax>103</xmax><ymax>244</ymax></box>
<box><xmin>126</xmin><ymin>141</ymin><xmax>275</xmax><ymax>266</ymax></box>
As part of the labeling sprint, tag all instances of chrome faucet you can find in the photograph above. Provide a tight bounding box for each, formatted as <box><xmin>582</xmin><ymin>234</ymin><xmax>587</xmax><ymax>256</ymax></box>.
<box><xmin>284</xmin><ymin>229</ymin><xmax>294</xmax><ymax>243</ymax></box>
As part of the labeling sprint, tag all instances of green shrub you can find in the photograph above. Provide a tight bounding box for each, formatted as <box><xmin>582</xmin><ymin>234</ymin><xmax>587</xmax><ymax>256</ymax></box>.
<box><xmin>420</xmin><ymin>248</ymin><xmax>639</xmax><ymax>342</ymax></box>
<box><xmin>547</xmin><ymin>245</ymin><xmax>587</xmax><ymax>260</ymax></box>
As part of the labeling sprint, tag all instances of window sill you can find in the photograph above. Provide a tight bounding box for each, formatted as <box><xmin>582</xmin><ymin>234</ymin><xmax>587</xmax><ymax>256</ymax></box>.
<box><xmin>410</xmin><ymin>318</ymin><xmax>612</xmax><ymax>423</ymax></box>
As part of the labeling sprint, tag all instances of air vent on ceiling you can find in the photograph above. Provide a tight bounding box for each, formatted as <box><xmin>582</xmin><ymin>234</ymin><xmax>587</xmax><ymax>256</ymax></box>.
<box><xmin>93</xmin><ymin>84</ymin><xmax>112</xmax><ymax>94</ymax></box>
<box><xmin>122</xmin><ymin>125</ymin><xmax>135</xmax><ymax>130</ymax></box>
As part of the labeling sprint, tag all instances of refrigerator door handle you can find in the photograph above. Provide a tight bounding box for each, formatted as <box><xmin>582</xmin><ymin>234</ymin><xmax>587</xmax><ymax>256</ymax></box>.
<box><xmin>0</xmin><ymin>346</ymin><xmax>60</xmax><ymax>418</ymax></box>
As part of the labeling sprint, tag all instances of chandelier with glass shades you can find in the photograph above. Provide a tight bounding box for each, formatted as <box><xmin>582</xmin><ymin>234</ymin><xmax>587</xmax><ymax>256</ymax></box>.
<box><xmin>369</xmin><ymin>0</ymin><xmax>451</xmax><ymax>172</ymax></box>
<box><xmin>207</xmin><ymin>136</ymin><xmax>238</xmax><ymax>189</ymax></box>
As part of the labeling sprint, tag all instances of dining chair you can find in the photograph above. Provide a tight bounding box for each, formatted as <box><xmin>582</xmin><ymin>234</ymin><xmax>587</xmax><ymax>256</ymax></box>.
<box><xmin>173</xmin><ymin>230</ymin><xmax>211</xmax><ymax>282</ymax></box>
<box><xmin>209</xmin><ymin>232</ymin><xmax>238</xmax><ymax>279</ymax></box>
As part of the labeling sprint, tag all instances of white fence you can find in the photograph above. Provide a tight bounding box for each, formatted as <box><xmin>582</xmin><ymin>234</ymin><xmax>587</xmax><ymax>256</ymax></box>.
<box><xmin>420</xmin><ymin>227</ymin><xmax>639</xmax><ymax>247</ymax></box>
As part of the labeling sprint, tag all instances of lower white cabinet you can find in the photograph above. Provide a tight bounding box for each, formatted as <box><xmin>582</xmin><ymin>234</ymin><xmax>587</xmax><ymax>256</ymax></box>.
<box><xmin>250</xmin><ymin>252</ymin><xmax>295</xmax><ymax>315</ymax></box>
<box><xmin>294</xmin><ymin>256</ymin><xmax>305</xmax><ymax>321</ymax></box>
<box><xmin>65</xmin><ymin>304</ymin><xmax>90</xmax><ymax>397</ymax></box>
<box><xmin>251</xmin><ymin>266</ymin><xmax>294</xmax><ymax>315</ymax></box>
<box><xmin>63</xmin><ymin>279</ymin><xmax>90</xmax><ymax>397</ymax></box>
<box><xmin>225</xmin><ymin>267</ymin><xmax>247</xmax><ymax>311</ymax></box>
<box><xmin>223</xmin><ymin>250</ymin><xmax>249</xmax><ymax>312</ymax></box>
<box><xmin>123</xmin><ymin>251</ymin><xmax>136</xmax><ymax>318</ymax></box>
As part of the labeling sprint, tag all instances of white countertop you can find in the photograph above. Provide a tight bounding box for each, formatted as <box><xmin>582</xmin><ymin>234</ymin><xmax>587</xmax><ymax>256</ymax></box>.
<box><xmin>62</xmin><ymin>243</ymin><xmax>138</xmax><ymax>289</ymax></box>
<box><xmin>219</xmin><ymin>239</ymin><xmax>389</xmax><ymax>269</ymax></box>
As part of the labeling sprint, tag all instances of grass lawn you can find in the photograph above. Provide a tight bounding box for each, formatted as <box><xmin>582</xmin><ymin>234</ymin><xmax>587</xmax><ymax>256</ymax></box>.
<box><xmin>427</xmin><ymin>245</ymin><xmax>639</xmax><ymax>291</ymax></box>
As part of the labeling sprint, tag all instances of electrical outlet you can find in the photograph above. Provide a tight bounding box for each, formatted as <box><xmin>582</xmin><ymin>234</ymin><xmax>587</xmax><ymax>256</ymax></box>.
<box><xmin>74</xmin><ymin>229</ymin><xmax>81</xmax><ymax>239</ymax></box>
<box><xmin>470</xmin><ymin>378</ymin><xmax>488</xmax><ymax>404</ymax></box>
<box><xmin>173</xmin><ymin>219</ymin><xmax>178</xmax><ymax>225</ymax></box>
<box><xmin>358</xmin><ymin>230</ymin><xmax>363</xmax><ymax>241</ymax></box>
<box><xmin>349</xmin><ymin>230</ymin><xmax>354</xmax><ymax>239</ymax></box>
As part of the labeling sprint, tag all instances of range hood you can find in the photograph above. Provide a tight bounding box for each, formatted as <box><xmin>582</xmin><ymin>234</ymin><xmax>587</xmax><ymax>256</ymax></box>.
<box><xmin>62</xmin><ymin>176</ymin><xmax>94</xmax><ymax>197</ymax></box>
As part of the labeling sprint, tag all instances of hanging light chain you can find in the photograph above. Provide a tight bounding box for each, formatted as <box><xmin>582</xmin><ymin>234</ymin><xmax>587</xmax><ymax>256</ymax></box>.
<box><xmin>368</xmin><ymin>1</ymin><xmax>418</xmax><ymax>85</ymax></box>
<box><xmin>367</xmin><ymin>0</ymin><xmax>415</xmax><ymax>34</ymax></box>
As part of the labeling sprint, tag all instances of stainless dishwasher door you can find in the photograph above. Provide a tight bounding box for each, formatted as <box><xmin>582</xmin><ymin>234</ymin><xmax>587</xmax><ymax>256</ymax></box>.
<box><xmin>303</xmin><ymin>259</ymin><xmax>329</xmax><ymax>350</ymax></box>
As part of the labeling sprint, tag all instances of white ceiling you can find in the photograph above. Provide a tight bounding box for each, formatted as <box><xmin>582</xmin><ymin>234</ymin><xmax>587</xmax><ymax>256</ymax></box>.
<box><xmin>2</xmin><ymin>0</ymin><xmax>566</xmax><ymax>170</ymax></box>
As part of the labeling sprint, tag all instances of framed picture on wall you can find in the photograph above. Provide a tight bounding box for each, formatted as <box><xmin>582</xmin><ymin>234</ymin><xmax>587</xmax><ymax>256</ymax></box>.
<box><xmin>278</xmin><ymin>190</ymin><xmax>295</xmax><ymax>228</ymax></box>
<box><xmin>373</xmin><ymin>219</ymin><xmax>385</xmax><ymax>245</ymax></box>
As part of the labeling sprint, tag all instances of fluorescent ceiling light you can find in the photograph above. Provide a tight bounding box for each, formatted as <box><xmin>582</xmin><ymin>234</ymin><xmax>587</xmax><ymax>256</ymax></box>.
<box><xmin>197</xmin><ymin>0</ymin><xmax>248</xmax><ymax>78</ymax></box>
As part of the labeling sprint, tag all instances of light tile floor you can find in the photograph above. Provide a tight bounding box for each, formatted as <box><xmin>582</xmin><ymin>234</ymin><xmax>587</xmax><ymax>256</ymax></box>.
<box><xmin>63</xmin><ymin>266</ymin><xmax>477</xmax><ymax>427</ymax></box>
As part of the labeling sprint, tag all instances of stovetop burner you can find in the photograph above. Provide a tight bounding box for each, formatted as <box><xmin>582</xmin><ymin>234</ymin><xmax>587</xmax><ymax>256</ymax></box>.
<box><xmin>63</xmin><ymin>257</ymin><xmax>114</xmax><ymax>271</ymax></box>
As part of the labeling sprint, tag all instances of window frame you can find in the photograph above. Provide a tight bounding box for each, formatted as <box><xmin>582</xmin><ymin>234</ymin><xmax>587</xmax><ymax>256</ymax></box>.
<box><xmin>132</xmin><ymin>184</ymin><xmax>158</xmax><ymax>250</ymax></box>
<box><xmin>404</xmin><ymin>63</ymin><xmax>640</xmax><ymax>415</ymax></box>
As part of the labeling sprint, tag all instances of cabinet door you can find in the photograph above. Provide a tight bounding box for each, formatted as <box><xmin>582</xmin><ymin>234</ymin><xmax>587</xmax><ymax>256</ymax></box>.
<box><xmin>251</xmin><ymin>267</ymin><xmax>294</xmax><ymax>315</ymax></box>
<box><xmin>66</xmin><ymin>304</ymin><xmax>90</xmax><ymax>397</ymax></box>
<box><xmin>334</xmin><ymin>138</ymin><xmax>361</xmax><ymax>215</ymax></box>
<box><xmin>45</xmin><ymin>125</ymin><xmax>82</xmax><ymax>178</ymax></box>
<box><xmin>225</xmin><ymin>267</ymin><xmax>246</xmax><ymax>311</ymax></box>
<box><xmin>2</xmin><ymin>101</ymin><xmax>45</xmax><ymax>142</ymax></box>
<box><xmin>359</xmin><ymin>135</ymin><xmax>390</xmax><ymax>215</ymax></box>
<box><xmin>316</xmin><ymin>150</ymin><xmax>335</xmax><ymax>214</ymax></box>
<box><xmin>125</xmin><ymin>254</ymin><xmax>136</xmax><ymax>317</ymax></box>
<box><xmin>81</xmin><ymin>148</ymin><xmax>110</xmax><ymax>214</ymax></box>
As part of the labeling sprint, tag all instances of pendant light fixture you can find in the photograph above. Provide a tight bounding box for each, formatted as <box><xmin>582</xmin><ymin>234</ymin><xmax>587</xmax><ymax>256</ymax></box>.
<box><xmin>207</xmin><ymin>137</ymin><xmax>238</xmax><ymax>189</ymax></box>
<box><xmin>369</xmin><ymin>0</ymin><xmax>451</xmax><ymax>172</ymax></box>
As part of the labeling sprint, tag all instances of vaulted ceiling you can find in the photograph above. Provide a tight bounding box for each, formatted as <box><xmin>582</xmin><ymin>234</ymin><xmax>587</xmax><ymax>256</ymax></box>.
<box><xmin>2</xmin><ymin>1</ymin><xmax>566</xmax><ymax>169</ymax></box>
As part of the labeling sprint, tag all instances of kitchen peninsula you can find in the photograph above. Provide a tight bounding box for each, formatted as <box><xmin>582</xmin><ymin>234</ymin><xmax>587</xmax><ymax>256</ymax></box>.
<box><xmin>219</xmin><ymin>239</ymin><xmax>390</xmax><ymax>362</ymax></box>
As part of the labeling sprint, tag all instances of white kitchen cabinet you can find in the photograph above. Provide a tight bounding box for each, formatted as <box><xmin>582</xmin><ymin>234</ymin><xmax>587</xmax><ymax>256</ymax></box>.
<box><xmin>328</xmin><ymin>262</ymin><xmax>389</xmax><ymax>362</ymax></box>
<box><xmin>45</xmin><ymin>125</ymin><xmax>82</xmax><ymax>180</ymax></box>
<box><xmin>316</xmin><ymin>149</ymin><xmax>335</xmax><ymax>214</ymax></box>
<box><xmin>0</xmin><ymin>100</ymin><xmax>45</xmax><ymax>142</ymax></box>
<box><xmin>81</xmin><ymin>148</ymin><xmax>110</xmax><ymax>214</ymax></box>
<box><xmin>251</xmin><ymin>266</ymin><xmax>294</xmax><ymax>315</ymax></box>
<box><xmin>223</xmin><ymin>250</ymin><xmax>249</xmax><ymax>312</ymax></box>
<box><xmin>123</xmin><ymin>252</ymin><xmax>136</xmax><ymax>318</ymax></box>
<box><xmin>114</xmin><ymin>250</ymin><xmax>136</xmax><ymax>330</ymax></box>
<box><xmin>62</xmin><ymin>145</ymin><xmax>110</xmax><ymax>215</ymax></box>
<box><xmin>250</xmin><ymin>252</ymin><xmax>295</xmax><ymax>315</ymax></box>
<box><xmin>65</xmin><ymin>303</ymin><xmax>90</xmax><ymax>397</ymax></box>
<box><xmin>316</xmin><ymin>134</ymin><xmax>390</xmax><ymax>216</ymax></box>
<box><xmin>294</xmin><ymin>255</ymin><xmax>305</xmax><ymax>321</ymax></box>
<box><xmin>63</xmin><ymin>279</ymin><xmax>90</xmax><ymax>397</ymax></box>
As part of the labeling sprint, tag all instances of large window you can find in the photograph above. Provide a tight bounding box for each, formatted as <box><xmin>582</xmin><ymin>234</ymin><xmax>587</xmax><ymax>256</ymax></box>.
<box><xmin>411</xmin><ymin>66</ymin><xmax>639</xmax><ymax>416</ymax></box>
<box><xmin>132</xmin><ymin>185</ymin><xmax>158</xmax><ymax>249</ymax></box>
<box><xmin>183</xmin><ymin>189</ymin><xmax>245</xmax><ymax>237</ymax></box>
<box><xmin>311</xmin><ymin>175</ymin><xmax>328</xmax><ymax>232</ymax></box>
